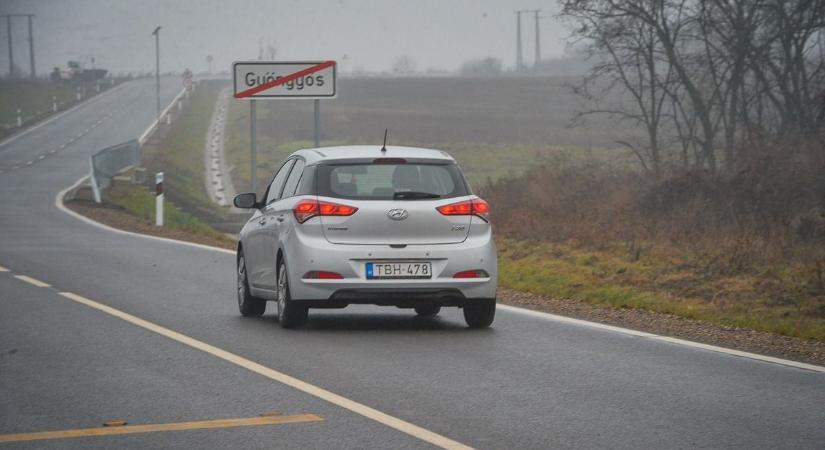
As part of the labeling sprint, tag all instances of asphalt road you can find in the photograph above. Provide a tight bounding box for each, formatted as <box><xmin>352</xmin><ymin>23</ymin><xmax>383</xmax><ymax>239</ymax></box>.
<box><xmin>0</xmin><ymin>78</ymin><xmax>823</xmax><ymax>449</ymax></box>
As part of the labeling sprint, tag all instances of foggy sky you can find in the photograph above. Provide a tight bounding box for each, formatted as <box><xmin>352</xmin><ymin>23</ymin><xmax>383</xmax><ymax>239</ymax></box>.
<box><xmin>0</xmin><ymin>0</ymin><xmax>569</xmax><ymax>76</ymax></box>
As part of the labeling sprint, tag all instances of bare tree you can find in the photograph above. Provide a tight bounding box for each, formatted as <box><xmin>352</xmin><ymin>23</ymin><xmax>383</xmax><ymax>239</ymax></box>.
<box><xmin>560</xmin><ymin>0</ymin><xmax>825</xmax><ymax>173</ymax></box>
<box><xmin>562</xmin><ymin>0</ymin><xmax>677</xmax><ymax>175</ymax></box>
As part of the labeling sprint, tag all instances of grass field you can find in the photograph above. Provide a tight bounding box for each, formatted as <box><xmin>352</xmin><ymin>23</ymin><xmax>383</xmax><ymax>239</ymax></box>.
<box><xmin>224</xmin><ymin>76</ymin><xmax>632</xmax><ymax>193</ymax></box>
<box><xmin>102</xmin><ymin>181</ymin><xmax>232</xmax><ymax>245</ymax></box>
<box><xmin>140</xmin><ymin>80</ymin><xmax>232</xmax><ymax>223</ymax></box>
<box><xmin>498</xmin><ymin>239</ymin><xmax>825</xmax><ymax>341</ymax></box>
<box><xmin>0</xmin><ymin>80</ymin><xmax>79</xmax><ymax>126</ymax></box>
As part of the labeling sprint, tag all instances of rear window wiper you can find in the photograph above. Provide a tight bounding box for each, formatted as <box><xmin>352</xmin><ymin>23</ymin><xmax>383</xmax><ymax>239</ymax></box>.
<box><xmin>393</xmin><ymin>191</ymin><xmax>441</xmax><ymax>200</ymax></box>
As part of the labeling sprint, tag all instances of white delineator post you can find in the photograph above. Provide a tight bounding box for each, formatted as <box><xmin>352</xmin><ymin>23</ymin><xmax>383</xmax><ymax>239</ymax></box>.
<box><xmin>155</xmin><ymin>172</ymin><xmax>164</xmax><ymax>226</ymax></box>
<box><xmin>16</xmin><ymin>109</ymin><xmax>22</xmax><ymax>127</ymax></box>
<box><xmin>52</xmin><ymin>96</ymin><xmax>57</xmax><ymax>112</ymax></box>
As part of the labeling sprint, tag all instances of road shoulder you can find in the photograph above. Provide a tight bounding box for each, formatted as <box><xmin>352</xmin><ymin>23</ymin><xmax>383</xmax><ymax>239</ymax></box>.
<box><xmin>58</xmin><ymin>179</ymin><xmax>825</xmax><ymax>368</ymax></box>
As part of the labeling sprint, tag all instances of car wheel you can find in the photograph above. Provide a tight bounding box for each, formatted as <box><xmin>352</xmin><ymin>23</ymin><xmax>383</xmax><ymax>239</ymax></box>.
<box><xmin>463</xmin><ymin>299</ymin><xmax>495</xmax><ymax>328</ymax></box>
<box><xmin>276</xmin><ymin>259</ymin><xmax>308</xmax><ymax>329</ymax></box>
<box><xmin>414</xmin><ymin>305</ymin><xmax>441</xmax><ymax>318</ymax></box>
<box><xmin>237</xmin><ymin>251</ymin><xmax>266</xmax><ymax>317</ymax></box>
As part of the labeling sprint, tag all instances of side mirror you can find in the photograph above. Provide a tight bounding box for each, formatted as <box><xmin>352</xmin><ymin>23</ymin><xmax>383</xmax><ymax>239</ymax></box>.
<box><xmin>233</xmin><ymin>192</ymin><xmax>258</xmax><ymax>209</ymax></box>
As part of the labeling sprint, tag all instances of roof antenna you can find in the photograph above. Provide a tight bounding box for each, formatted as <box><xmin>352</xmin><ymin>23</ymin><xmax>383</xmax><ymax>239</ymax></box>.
<box><xmin>380</xmin><ymin>129</ymin><xmax>388</xmax><ymax>153</ymax></box>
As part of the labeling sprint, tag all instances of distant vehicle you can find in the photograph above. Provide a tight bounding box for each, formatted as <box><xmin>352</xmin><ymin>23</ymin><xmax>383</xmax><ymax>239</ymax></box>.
<box><xmin>233</xmin><ymin>146</ymin><xmax>497</xmax><ymax>328</ymax></box>
<box><xmin>49</xmin><ymin>60</ymin><xmax>107</xmax><ymax>84</ymax></box>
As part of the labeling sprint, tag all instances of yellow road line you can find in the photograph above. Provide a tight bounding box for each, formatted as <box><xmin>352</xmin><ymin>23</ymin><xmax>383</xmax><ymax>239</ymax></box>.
<box><xmin>0</xmin><ymin>265</ymin><xmax>8</xmax><ymax>272</ymax></box>
<box><xmin>13</xmin><ymin>275</ymin><xmax>51</xmax><ymax>288</ymax></box>
<box><xmin>0</xmin><ymin>414</ymin><xmax>322</xmax><ymax>443</ymax></box>
<box><xmin>57</xmin><ymin>292</ymin><xmax>472</xmax><ymax>450</ymax></box>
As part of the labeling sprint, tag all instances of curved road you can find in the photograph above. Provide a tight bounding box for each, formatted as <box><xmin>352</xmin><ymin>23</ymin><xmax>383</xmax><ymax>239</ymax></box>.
<box><xmin>0</xmin><ymin>78</ymin><xmax>823</xmax><ymax>449</ymax></box>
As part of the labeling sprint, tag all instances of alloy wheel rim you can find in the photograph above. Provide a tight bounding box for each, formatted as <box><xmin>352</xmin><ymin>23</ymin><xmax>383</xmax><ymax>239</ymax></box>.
<box><xmin>277</xmin><ymin>264</ymin><xmax>286</xmax><ymax>318</ymax></box>
<box><xmin>237</xmin><ymin>256</ymin><xmax>246</xmax><ymax>307</ymax></box>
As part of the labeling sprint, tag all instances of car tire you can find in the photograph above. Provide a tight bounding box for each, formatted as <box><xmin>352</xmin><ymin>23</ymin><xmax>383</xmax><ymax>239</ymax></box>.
<box><xmin>276</xmin><ymin>259</ymin><xmax>308</xmax><ymax>329</ymax></box>
<box><xmin>463</xmin><ymin>299</ymin><xmax>495</xmax><ymax>328</ymax></box>
<box><xmin>237</xmin><ymin>250</ymin><xmax>266</xmax><ymax>317</ymax></box>
<box><xmin>414</xmin><ymin>305</ymin><xmax>441</xmax><ymax>318</ymax></box>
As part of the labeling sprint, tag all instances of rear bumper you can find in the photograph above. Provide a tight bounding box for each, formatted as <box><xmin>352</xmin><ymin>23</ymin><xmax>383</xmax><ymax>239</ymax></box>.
<box><xmin>284</xmin><ymin>226</ymin><xmax>497</xmax><ymax>302</ymax></box>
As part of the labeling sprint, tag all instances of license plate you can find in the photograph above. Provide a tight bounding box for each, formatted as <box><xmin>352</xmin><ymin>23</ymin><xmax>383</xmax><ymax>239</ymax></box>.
<box><xmin>366</xmin><ymin>261</ymin><xmax>432</xmax><ymax>279</ymax></box>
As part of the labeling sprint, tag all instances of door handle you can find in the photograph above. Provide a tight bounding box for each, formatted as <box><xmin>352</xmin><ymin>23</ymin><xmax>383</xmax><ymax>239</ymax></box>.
<box><xmin>276</xmin><ymin>215</ymin><xmax>285</xmax><ymax>222</ymax></box>
<box><xmin>258</xmin><ymin>218</ymin><xmax>267</xmax><ymax>225</ymax></box>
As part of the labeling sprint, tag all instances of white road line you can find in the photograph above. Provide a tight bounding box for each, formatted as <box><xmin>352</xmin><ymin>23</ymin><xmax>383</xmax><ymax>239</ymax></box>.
<box><xmin>0</xmin><ymin>265</ymin><xmax>9</xmax><ymax>272</ymax></box>
<box><xmin>25</xmin><ymin>161</ymin><xmax>33</xmax><ymax>166</ymax></box>
<box><xmin>13</xmin><ymin>275</ymin><xmax>51</xmax><ymax>288</ymax></box>
<box><xmin>55</xmin><ymin>176</ymin><xmax>825</xmax><ymax>374</ymax></box>
<box><xmin>57</xmin><ymin>292</ymin><xmax>470</xmax><ymax>450</ymax></box>
<box><xmin>0</xmin><ymin>83</ymin><xmax>127</xmax><ymax>149</ymax></box>
<box><xmin>50</xmin><ymin>149</ymin><xmax>57</xmax><ymax>154</ymax></box>
<box><xmin>38</xmin><ymin>155</ymin><xmax>45</xmax><ymax>160</ymax></box>
<box><xmin>56</xmin><ymin>177</ymin><xmax>234</xmax><ymax>255</ymax></box>
<box><xmin>497</xmin><ymin>305</ymin><xmax>825</xmax><ymax>373</ymax></box>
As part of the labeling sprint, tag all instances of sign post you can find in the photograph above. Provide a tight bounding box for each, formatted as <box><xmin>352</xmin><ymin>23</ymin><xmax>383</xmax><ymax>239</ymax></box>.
<box><xmin>314</xmin><ymin>99</ymin><xmax>320</xmax><ymax>147</ymax></box>
<box><xmin>250</xmin><ymin>99</ymin><xmax>257</xmax><ymax>195</ymax></box>
<box><xmin>155</xmin><ymin>172</ymin><xmax>164</xmax><ymax>226</ymax></box>
<box><xmin>232</xmin><ymin>60</ymin><xmax>336</xmax><ymax>193</ymax></box>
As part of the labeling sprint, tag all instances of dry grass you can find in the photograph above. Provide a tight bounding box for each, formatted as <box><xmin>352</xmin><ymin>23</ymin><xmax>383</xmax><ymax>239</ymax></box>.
<box><xmin>485</xmin><ymin>143</ymin><xmax>825</xmax><ymax>341</ymax></box>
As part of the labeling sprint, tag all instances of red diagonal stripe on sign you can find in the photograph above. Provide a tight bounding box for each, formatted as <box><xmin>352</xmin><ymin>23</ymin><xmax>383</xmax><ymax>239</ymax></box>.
<box><xmin>234</xmin><ymin>61</ymin><xmax>335</xmax><ymax>98</ymax></box>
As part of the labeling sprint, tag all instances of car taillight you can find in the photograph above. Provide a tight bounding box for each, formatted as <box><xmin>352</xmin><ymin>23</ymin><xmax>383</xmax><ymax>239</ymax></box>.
<box><xmin>436</xmin><ymin>198</ymin><xmax>490</xmax><ymax>222</ymax></box>
<box><xmin>453</xmin><ymin>269</ymin><xmax>490</xmax><ymax>278</ymax></box>
<box><xmin>293</xmin><ymin>200</ymin><xmax>358</xmax><ymax>223</ymax></box>
<box><xmin>303</xmin><ymin>271</ymin><xmax>344</xmax><ymax>279</ymax></box>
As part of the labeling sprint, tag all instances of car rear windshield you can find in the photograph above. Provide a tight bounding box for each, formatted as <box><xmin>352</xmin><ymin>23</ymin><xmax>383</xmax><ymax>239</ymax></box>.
<box><xmin>316</xmin><ymin>163</ymin><xmax>469</xmax><ymax>200</ymax></box>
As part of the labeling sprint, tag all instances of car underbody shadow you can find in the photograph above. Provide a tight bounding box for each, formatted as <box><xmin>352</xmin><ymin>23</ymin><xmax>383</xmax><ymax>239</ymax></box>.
<box><xmin>251</xmin><ymin>308</ymin><xmax>482</xmax><ymax>332</ymax></box>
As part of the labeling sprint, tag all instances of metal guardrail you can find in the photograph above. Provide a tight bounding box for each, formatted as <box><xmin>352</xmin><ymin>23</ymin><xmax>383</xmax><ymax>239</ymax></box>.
<box><xmin>89</xmin><ymin>139</ymin><xmax>141</xmax><ymax>203</ymax></box>
<box><xmin>139</xmin><ymin>86</ymin><xmax>189</xmax><ymax>145</ymax></box>
<box><xmin>88</xmin><ymin>85</ymin><xmax>189</xmax><ymax>203</ymax></box>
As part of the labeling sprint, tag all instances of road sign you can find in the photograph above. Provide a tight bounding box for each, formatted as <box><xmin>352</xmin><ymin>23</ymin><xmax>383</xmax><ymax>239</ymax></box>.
<box><xmin>232</xmin><ymin>61</ymin><xmax>336</xmax><ymax>99</ymax></box>
<box><xmin>182</xmin><ymin>68</ymin><xmax>193</xmax><ymax>88</ymax></box>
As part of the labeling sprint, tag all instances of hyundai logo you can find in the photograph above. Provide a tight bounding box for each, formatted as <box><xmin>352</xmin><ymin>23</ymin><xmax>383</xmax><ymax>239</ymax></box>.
<box><xmin>387</xmin><ymin>208</ymin><xmax>409</xmax><ymax>221</ymax></box>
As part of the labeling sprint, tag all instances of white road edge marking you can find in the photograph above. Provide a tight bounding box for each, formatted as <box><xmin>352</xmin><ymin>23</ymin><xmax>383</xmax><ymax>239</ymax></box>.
<box><xmin>14</xmin><ymin>275</ymin><xmax>51</xmax><ymax>288</ymax></box>
<box><xmin>56</xmin><ymin>176</ymin><xmax>234</xmax><ymax>255</ymax></box>
<box><xmin>56</xmin><ymin>291</ymin><xmax>470</xmax><ymax>450</ymax></box>
<box><xmin>497</xmin><ymin>305</ymin><xmax>825</xmax><ymax>373</ymax></box>
<box><xmin>0</xmin><ymin>83</ymin><xmax>127</xmax><ymax>149</ymax></box>
<box><xmin>56</xmin><ymin>177</ymin><xmax>825</xmax><ymax>375</ymax></box>
<box><xmin>0</xmin><ymin>265</ymin><xmax>9</xmax><ymax>272</ymax></box>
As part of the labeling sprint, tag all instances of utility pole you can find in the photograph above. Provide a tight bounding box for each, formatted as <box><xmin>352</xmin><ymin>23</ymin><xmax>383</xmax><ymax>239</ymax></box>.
<box><xmin>27</xmin><ymin>14</ymin><xmax>34</xmax><ymax>78</ymax></box>
<box><xmin>5</xmin><ymin>15</ymin><xmax>13</xmax><ymax>78</ymax></box>
<box><xmin>2</xmin><ymin>14</ymin><xmax>36</xmax><ymax>79</ymax></box>
<box><xmin>152</xmin><ymin>26</ymin><xmax>161</xmax><ymax>122</ymax></box>
<box><xmin>515</xmin><ymin>11</ymin><xmax>525</xmax><ymax>71</ymax></box>
<box><xmin>531</xmin><ymin>10</ymin><xmax>541</xmax><ymax>67</ymax></box>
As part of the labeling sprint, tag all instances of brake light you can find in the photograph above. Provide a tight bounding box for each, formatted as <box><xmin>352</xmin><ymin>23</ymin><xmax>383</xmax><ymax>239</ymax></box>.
<box><xmin>303</xmin><ymin>271</ymin><xmax>344</xmax><ymax>279</ymax></box>
<box><xmin>436</xmin><ymin>198</ymin><xmax>490</xmax><ymax>221</ymax></box>
<box><xmin>453</xmin><ymin>270</ymin><xmax>490</xmax><ymax>278</ymax></box>
<box><xmin>293</xmin><ymin>200</ymin><xmax>358</xmax><ymax>223</ymax></box>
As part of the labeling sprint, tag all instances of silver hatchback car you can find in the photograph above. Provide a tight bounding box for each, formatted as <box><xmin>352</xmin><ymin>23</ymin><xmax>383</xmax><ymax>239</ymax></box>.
<box><xmin>233</xmin><ymin>145</ymin><xmax>497</xmax><ymax>328</ymax></box>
